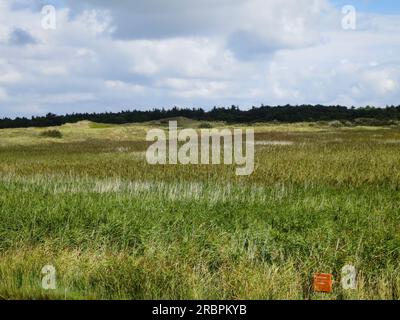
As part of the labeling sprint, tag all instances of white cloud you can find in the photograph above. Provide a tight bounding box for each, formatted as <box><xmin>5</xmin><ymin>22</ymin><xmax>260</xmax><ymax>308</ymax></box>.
<box><xmin>0</xmin><ymin>0</ymin><xmax>399</xmax><ymax>117</ymax></box>
<box><xmin>105</xmin><ymin>80</ymin><xmax>146</xmax><ymax>94</ymax></box>
<box><xmin>0</xmin><ymin>87</ymin><xmax>8</xmax><ymax>101</ymax></box>
<box><xmin>0</xmin><ymin>60</ymin><xmax>22</xmax><ymax>83</ymax></box>
<box><xmin>40</xmin><ymin>92</ymin><xmax>96</xmax><ymax>104</ymax></box>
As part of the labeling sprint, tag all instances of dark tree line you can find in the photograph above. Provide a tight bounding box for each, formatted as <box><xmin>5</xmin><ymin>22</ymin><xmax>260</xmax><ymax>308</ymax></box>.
<box><xmin>1</xmin><ymin>105</ymin><xmax>400</xmax><ymax>129</ymax></box>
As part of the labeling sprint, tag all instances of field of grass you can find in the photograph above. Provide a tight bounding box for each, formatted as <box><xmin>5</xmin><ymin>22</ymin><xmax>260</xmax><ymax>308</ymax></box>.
<box><xmin>0</xmin><ymin>120</ymin><xmax>399</xmax><ymax>300</ymax></box>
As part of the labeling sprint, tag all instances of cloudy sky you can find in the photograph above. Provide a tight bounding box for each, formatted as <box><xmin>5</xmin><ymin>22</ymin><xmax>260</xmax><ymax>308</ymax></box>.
<box><xmin>0</xmin><ymin>0</ymin><xmax>399</xmax><ymax>117</ymax></box>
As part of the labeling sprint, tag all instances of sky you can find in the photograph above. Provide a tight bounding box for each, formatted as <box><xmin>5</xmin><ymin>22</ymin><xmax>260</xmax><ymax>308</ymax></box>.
<box><xmin>0</xmin><ymin>0</ymin><xmax>399</xmax><ymax>117</ymax></box>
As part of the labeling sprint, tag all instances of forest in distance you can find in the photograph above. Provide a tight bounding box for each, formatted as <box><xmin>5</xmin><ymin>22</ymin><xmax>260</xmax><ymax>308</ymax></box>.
<box><xmin>2</xmin><ymin>104</ymin><xmax>400</xmax><ymax>129</ymax></box>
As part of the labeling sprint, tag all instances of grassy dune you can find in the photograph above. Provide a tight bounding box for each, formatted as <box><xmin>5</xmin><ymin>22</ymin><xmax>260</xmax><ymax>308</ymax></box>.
<box><xmin>0</xmin><ymin>120</ymin><xmax>399</xmax><ymax>300</ymax></box>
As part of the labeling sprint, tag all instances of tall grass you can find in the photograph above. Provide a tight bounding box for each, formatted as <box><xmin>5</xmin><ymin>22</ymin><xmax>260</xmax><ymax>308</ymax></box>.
<box><xmin>0</xmin><ymin>122</ymin><xmax>399</xmax><ymax>299</ymax></box>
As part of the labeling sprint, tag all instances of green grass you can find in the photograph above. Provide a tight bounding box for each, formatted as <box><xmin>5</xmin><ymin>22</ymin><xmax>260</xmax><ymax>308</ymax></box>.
<box><xmin>0</xmin><ymin>121</ymin><xmax>399</xmax><ymax>300</ymax></box>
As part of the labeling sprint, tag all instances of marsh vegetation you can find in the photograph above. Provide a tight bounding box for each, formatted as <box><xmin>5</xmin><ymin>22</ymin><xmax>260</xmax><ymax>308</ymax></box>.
<box><xmin>0</xmin><ymin>120</ymin><xmax>399</xmax><ymax>299</ymax></box>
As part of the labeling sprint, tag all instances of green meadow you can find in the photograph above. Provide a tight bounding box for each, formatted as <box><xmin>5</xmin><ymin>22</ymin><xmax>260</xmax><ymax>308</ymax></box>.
<box><xmin>0</xmin><ymin>119</ymin><xmax>399</xmax><ymax>300</ymax></box>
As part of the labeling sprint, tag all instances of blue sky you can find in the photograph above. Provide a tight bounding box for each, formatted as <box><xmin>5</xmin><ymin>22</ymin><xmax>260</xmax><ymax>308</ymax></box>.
<box><xmin>332</xmin><ymin>0</ymin><xmax>400</xmax><ymax>14</ymax></box>
<box><xmin>0</xmin><ymin>0</ymin><xmax>399</xmax><ymax>117</ymax></box>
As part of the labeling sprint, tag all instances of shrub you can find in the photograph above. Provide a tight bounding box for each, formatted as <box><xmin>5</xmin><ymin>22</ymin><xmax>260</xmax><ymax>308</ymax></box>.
<box><xmin>40</xmin><ymin>129</ymin><xmax>63</xmax><ymax>139</ymax></box>
<box><xmin>199</xmin><ymin>122</ymin><xmax>213</xmax><ymax>129</ymax></box>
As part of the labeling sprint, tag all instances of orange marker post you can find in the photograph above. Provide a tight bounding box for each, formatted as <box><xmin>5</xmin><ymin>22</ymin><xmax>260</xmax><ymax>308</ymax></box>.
<box><xmin>313</xmin><ymin>273</ymin><xmax>333</xmax><ymax>293</ymax></box>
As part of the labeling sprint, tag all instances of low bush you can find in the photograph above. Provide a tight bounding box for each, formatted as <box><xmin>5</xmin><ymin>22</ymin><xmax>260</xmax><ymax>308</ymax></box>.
<box><xmin>40</xmin><ymin>129</ymin><xmax>63</xmax><ymax>139</ymax></box>
<box><xmin>199</xmin><ymin>122</ymin><xmax>213</xmax><ymax>129</ymax></box>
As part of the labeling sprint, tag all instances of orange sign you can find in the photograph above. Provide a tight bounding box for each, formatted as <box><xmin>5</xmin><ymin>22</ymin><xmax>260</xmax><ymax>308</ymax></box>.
<box><xmin>314</xmin><ymin>273</ymin><xmax>333</xmax><ymax>293</ymax></box>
